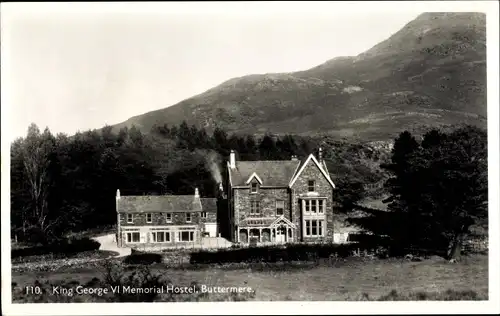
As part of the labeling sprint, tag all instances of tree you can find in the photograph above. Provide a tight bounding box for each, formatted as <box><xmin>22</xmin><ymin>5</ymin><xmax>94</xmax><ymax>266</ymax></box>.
<box><xmin>258</xmin><ymin>134</ymin><xmax>276</xmax><ymax>160</ymax></box>
<box><xmin>379</xmin><ymin>126</ymin><xmax>487</xmax><ymax>259</ymax></box>
<box><xmin>18</xmin><ymin>124</ymin><xmax>59</xmax><ymax>242</ymax></box>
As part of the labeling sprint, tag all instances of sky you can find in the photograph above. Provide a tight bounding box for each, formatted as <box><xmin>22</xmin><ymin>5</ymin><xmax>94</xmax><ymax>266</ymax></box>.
<box><xmin>0</xmin><ymin>2</ymin><xmax>487</xmax><ymax>141</ymax></box>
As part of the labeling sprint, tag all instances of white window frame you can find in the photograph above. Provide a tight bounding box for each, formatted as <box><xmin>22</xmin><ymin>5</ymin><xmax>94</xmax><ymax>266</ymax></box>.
<box><xmin>146</xmin><ymin>213</ymin><xmax>153</xmax><ymax>223</ymax></box>
<box><xmin>276</xmin><ymin>200</ymin><xmax>285</xmax><ymax>216</ymax></box>
<box><xmin>126</xmin><ymin>232</ymin><xmax>140</xmax><ymax>243</ymax></box>
<box><xmin>304</xmin><ymin>219</ymin><xmax>325</xmax><ymax>237</ymax></box>
<box><xmin>308</xmin><ymin>180</ymin><xmax>315</xmax><ymax>192</ymax></box>
<box><xmin>250</xmin><ymin>182</ymin><xmax>258</xmax><ymax>194</ymax></box>
<box><xmin>250</xmin><ymin>200</ymin><xmax>260</xmax><ymax>215</ymax></box>
<box><xmin>318</xmin><ymin>200</ymin><xmax>324</xmax><ymax>213</ymax></box>
<box><xmin>166</xmin><ymin>213</ymin><xmax>172</xmax><ymax>223</ymax></box>
<box><xmin>303</xmin><ymin>199</ymin><xmax>326</xmax><ymax>215</ymax></box>
<box><xmin>186</xmin><ymin>212</ymin><xmax>192</xmax><ymax>223</ymax></box>
<box><xmin>179</xmin><ymin>231</ymin><xmax>195</xmax><ymax>242</ymax></box>
<box><xmin>151</xmin><ymin>231</ymin><xmax>171</xmax><ymax>243</ymax></box>
<box><xmin>127</xmin><ymin>214</ymin><xmax>134</xmax><ymax>224</ymax></box>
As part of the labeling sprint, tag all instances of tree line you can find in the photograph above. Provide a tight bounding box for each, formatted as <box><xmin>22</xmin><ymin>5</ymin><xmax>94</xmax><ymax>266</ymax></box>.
<box><xmin>11</xmin><ymin>121</ymin><xmax>373</xmax><ymax>243</ymax></box>
<box><xmin>11</xmin><ymin>120</ymin><xmax>487</xmax><ymax>260</ymax></box>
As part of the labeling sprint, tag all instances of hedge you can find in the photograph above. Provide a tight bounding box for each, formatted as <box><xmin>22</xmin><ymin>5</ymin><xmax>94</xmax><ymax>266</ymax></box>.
<box><xmin>11</xmin><ymin>237</ymin><xmax>101</xmax><ymax>259</ymax></box>
<box><xmin>189</xmin><ymin>239</ymin><xmax>388</xmax><ymax>264</ymax></box>
<box><xmin>123</xmin><ymin>253</ymin><xmax>163</xmax><ymax>265</ymax></box>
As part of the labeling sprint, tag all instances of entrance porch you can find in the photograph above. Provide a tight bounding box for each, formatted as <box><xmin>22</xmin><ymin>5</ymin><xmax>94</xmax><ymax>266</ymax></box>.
<box><xmin>237</xmin><ymin>216</ymin><xmax>296</xmax><ymax>244</ymax></box>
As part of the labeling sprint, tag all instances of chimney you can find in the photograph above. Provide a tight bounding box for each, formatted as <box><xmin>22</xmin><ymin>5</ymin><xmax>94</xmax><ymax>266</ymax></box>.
<box><xmin>194</xmin><ymin>187</ymin><xmax>200</xmax><ymax>198</ymax></box>
<box><xmin>318</xmin><ymin>147</ymin><xmax>323</xmax><ymax>162</ymax></box>
<box><xmin>116</xmin><ymin>189</ymin><xmax>121</xmax><ymax>200</ymax></box>
<box><xmin>229</xmin><ymin>150</ymin><xmax>236</xmax><ymax>169</ymax></box>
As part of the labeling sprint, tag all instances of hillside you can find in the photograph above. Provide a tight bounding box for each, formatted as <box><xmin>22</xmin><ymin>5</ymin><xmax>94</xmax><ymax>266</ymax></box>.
<box><xmin>112</xmin><ymin>12</ymin><xmax>486</xmax><ymax>141</ymax></box>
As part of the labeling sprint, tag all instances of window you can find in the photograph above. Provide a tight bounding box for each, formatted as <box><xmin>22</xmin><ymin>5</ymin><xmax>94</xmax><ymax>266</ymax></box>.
<box><xmin>201</xmin><ymin>212</ymin><xmax>207</xmax><ymax>218</ymax></box>
<box><xmin>305</xmin><ymin>220</ymin><xmax>324</xmax><ymax>237</ymax></box>
<box><xmin>126</xmin><ymin>232</ymin><xmax>140</xmax><ymax>243</ymax></box>
<box><xmin>308</xmin><ymin>180</ymin><xmax>315</xmax><ymax>192</ymax></box>
<box><xmin>311</xmin><ymin>200</ymin><xmax>317</xmax><ymax>213</ymax></box>
<box><xmin>186</xmin><ymin>212</ymin><xmax>192</xmax><ymax>222</ymax></box>
<box><xmin>303</xmin><ymin>199</ymin><xmax>326</xmax><ymax>214</ymax></box>
<box><xmin>166</xmin><ymin>213</ymin><xmax>172</xmax><ymax>223</ymax></box>
<box><xmin>250</xmin><ymin>200</ymin><xmax>260</xmax><ymax>215</ymax></box>
<box><xmin>151</xmin><ymin>231</ymin><xmax>170</xmax><ymax>243</ymax></box>
<box><xmin>276</xmin><ymin>200</ymin><xmax>284</xmax><ymax>216</ymax></box>
<box><xmin>180</xmin><ymin>231</ymin><xmax>195</xmax><ymax>242</ymax></box>
<box><xmin>146</xmin><ymin>213</ymin><xmax>152</xmax><ymax>223</ymax></box>
<box><xmin>127</xmin><ymin>214</ymin><xmax>134</xmax><ymax>223</ymax></box>
<box><xmin>251</xmin><ymin>182</ymin><xmax>258</xmax><ymax>194</ymax></box>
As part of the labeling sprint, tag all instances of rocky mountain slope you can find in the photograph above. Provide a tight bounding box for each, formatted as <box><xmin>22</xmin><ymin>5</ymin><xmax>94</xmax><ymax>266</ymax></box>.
<box><xmin>112</xmin><ymin>12</ymin><xmax>486</xmax><ymax>141</ymax></box>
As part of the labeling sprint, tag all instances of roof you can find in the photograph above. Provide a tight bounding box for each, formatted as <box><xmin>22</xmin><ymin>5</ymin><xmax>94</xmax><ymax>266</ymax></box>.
<box><xmin>229</xmin><ymin>160</ymin><xmax>301</xmax><ymax>187</ymax></box>
<box><xmin>117</xmin><ymin>195</ymin><xmax>214</xmax><ymax>213</ymax></box>
<box><xmin>289</xmin><ymin>154</ymin><xmax>335</xmax><ymax>189</ymax></box>
<box><xmin>239</xmin><ymin>216</ymin><xmax>296</xmax><ymax>228</ymax></box>
<box><xmin>200</xmin><ymin>198</ymin><xmax>217</xmax><ymax>213</ymax></box>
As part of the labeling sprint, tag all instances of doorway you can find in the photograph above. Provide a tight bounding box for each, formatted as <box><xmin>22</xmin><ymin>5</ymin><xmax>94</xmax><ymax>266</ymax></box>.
<box><xmin>276</xmin><ymin>225</ymin><xmax>287</xmax><ymax>243</ymax></box>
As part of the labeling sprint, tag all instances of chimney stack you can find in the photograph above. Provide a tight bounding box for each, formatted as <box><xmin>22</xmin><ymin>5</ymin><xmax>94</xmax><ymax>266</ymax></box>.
<box><xmin>229</xmin><ymin>150</ymin><xmax>236</xmax><ymax>169</ymax></box>
<box><xmin>116</xmin><ymin>189</ymin><xmax>121</xmax><ymax>200</ymax></box>
<box><xmin>291</xmin><ymin>155</ymin><xmax>298</xmax><ymax>161</ymax></box>
<box><xmin>318</xmin><ymin>147</ymin><xmax>323</xmax><ymax>162</ymax></box>
<box><xmin>194</xmin><ymin>187</ymin><xmax>200</xmax><ymax>198</ymax></box>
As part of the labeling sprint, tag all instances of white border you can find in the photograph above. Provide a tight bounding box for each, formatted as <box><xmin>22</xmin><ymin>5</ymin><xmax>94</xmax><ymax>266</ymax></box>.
<box><xmin>1</xmin><ymin>1</ymin><xmax>499</xmax><ymax>315</ymax></box>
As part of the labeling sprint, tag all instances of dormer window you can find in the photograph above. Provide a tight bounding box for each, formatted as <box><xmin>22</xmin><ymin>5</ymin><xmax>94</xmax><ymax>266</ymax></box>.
<box><xmin>308</xmin><ymin>180</ymin><xmax>315</xmax><ymax>192</ymax></box>
<box><xmin>251</xmin><ymin>182</ymin><xmax>258</xmax><ymax>194</ymax></box>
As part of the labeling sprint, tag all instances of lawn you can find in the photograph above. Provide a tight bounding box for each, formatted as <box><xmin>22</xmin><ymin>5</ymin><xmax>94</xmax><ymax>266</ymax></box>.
<box><xmin>11</xmin><ymin>254</ymin><xmax>488</xmax><ymax>302</ymax></box>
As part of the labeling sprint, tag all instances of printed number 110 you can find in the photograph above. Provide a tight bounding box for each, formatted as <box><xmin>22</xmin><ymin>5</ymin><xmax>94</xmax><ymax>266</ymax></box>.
<box><xmin>25</xmin><ymin>286</ymin><xmax>42</xmax><ymax>294</ymax></box>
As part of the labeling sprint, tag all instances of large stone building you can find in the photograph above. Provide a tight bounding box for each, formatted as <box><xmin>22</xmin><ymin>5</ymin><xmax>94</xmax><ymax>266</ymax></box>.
<box><xmin>221</xmin><ymin>148</ymin><xmax>338</xmax><ymax>244</ymax></box>
<box><xmin>115</xmin><ymin>188</ymin><xmax>218</xmax><ymax>248</ymax></box>
<box><xmin>115</xmin><ymin>148</ymin><xmax>340</xmax><ymax>248</ymax></box>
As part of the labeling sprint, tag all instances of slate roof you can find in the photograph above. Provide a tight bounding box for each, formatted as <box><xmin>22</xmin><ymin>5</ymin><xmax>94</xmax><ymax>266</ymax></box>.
<box><xmin>117</xmin><ymin>195</ymin><xmax>216</xmax><ymax>213</ymax></box>
<box><xmin>200</xmin><ymin>198</ymin><xmax>218</xmax><ymax>213</ymax></box>
<box><xmin>229</xmin><ymin>160</ymin><xmax>301</xmax><ymax>187</ymax></box>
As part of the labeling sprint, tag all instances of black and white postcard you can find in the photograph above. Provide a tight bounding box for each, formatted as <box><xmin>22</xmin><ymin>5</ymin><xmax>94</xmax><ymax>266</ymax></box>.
<box><xmin>1</xmin><ymin>1</ymin><xmax>499</xmax><ymax>315</ymax></box>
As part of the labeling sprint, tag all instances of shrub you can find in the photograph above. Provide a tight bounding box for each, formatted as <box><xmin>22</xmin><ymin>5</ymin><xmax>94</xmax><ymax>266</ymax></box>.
<box><xmin>123</xmin><ymin>253</ymin><xmax>163</xmax><ymax>265</ymax></box>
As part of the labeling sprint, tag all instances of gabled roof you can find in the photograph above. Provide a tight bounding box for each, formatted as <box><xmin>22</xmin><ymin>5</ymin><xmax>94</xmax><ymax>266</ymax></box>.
<box><xmin>117</xmin><ymin>195</ymin><xmax>204</xmax><ymax>213</ymax></box>
<box><xmin>270</xmin><ymin>215</ymin><xmax>296</xmax><ymax>228</ymax></box>
<box><xmin>229</xmin><ymin>160</ymin><xmax>301</xmax><ymax>187</ymax></box>
<box><xmin>289</xmin><ymin>154</ymin><xmax>335</xmax><ymax>189</ymax></box>
<box><xmin>245</xmin><ymin>172</ymin><xmax>263</xmax><ymax>184</ymax></box>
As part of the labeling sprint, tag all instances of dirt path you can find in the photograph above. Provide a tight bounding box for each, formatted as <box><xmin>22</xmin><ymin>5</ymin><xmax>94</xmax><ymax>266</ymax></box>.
<box><xmin>93</xmin><ymin>234</ymin><xmax>131</xmax><ymax>258</ymax></box>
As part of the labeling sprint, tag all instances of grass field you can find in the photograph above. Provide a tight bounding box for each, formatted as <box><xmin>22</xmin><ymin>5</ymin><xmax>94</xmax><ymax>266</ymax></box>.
<box><xmin>11</xmin><ymin>254</ymin><xmax>488</xmax><ymax>302</ymax></box>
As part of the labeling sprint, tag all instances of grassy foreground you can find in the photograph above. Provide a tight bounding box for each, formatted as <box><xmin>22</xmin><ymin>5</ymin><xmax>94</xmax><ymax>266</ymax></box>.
<box><xmin>11</xmin><ymin>254</ymin><xmax>488</xmax><ymax>302</ymax></box>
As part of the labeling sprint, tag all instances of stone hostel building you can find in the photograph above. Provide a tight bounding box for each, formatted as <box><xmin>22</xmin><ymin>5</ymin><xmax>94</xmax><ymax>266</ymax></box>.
<box><xmin>116</xmin><ymin>148</ymin><xmax>340</xmax><ymax>248</ymax></box>
<box><xmin>221</xmin><ymin>148</ymin><xmax>338</xmax><ymax>244</ymax></box>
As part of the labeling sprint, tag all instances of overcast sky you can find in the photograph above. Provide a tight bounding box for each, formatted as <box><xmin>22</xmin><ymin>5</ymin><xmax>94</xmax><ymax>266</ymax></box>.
<box><xmin>0</xmin><ymin>2</ymin><xmax>491</xmax><ymax>141</ymax></box>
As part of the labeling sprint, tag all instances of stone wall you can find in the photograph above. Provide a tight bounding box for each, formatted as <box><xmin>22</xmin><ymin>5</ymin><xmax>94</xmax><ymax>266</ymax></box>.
<box><xmin>291</xmin><ymin>159</ymin><xmax>335</xmax><ymax>242</ymax></box>
<box><xmin>119</xmin><ymin>211</ymin><xmax>202</xmax><ymax>227</ymax></box>
<box><xmin>234</xmin><ymin>187</ymin><xmax>291</xmax><ymax>222</ymax></box>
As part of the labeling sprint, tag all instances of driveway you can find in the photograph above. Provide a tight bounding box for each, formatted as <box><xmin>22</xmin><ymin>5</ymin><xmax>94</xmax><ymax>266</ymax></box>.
<box><xmin>93</xmin><ymin>234</ymin><xmax>131</xmax><ymax>258</ymax></box>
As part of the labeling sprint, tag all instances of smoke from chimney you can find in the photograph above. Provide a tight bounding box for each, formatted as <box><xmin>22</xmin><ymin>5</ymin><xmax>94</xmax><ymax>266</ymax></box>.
<box><xmin>205</xmin><ymin>150</ymin><xmax>223</xmax><ymax>184</ymax></box>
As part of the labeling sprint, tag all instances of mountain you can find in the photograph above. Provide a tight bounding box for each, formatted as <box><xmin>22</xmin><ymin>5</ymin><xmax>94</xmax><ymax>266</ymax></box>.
<box><xmin>112</xmin><ymin>12</ymin><xmax>486</xmax><ymax>141</ymax></box>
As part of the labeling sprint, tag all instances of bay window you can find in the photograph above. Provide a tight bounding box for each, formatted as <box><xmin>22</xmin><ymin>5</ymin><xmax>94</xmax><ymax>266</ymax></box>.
<box><xmin>304</xmin><ymin>220</ymin><xmax>324</xmax><ymax>237</ymax></box>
